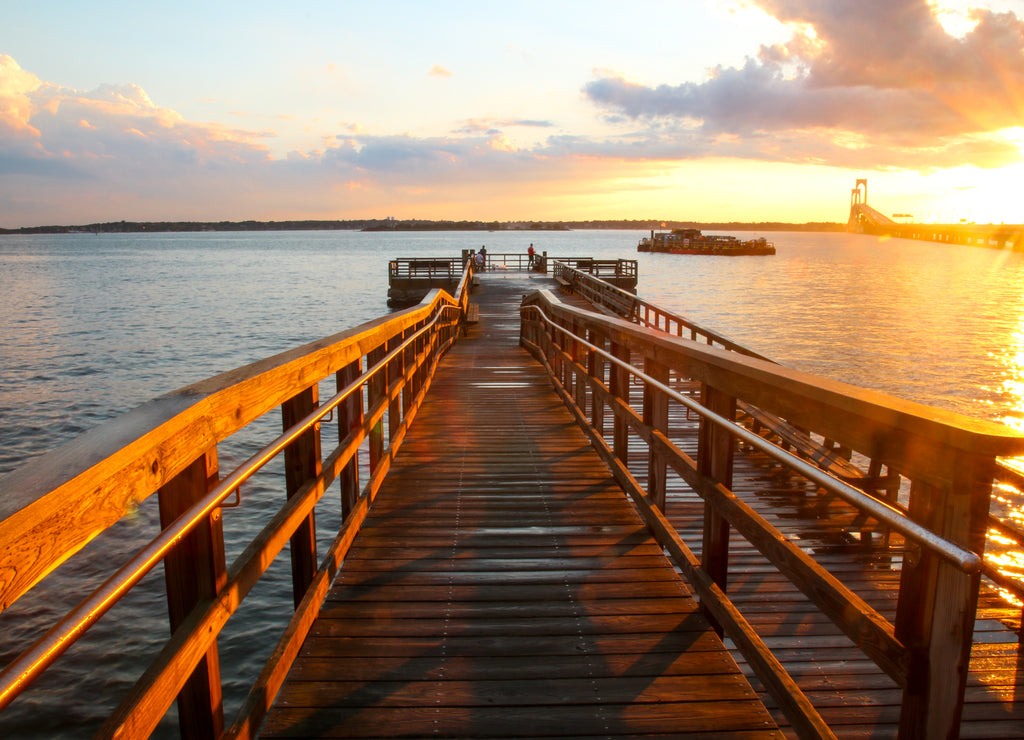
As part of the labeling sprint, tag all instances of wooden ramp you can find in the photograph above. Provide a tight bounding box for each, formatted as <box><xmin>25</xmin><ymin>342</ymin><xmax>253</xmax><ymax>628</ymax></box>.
<box><xmin>261</xmin><ymin>273</ymin><xmax>781</xmax><ymax>738</ymax></box>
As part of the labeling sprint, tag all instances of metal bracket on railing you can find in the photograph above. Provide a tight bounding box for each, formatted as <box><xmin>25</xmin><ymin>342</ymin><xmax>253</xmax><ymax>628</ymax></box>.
<box><xmin>218</xmin><ymin>485</ymin><xmax>242</xmax><ymax>509</ymax></box>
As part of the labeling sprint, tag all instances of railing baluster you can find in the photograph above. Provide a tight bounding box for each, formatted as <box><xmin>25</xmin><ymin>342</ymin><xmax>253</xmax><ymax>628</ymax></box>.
<box><xmin>587</xmin><ymin>328</ymin><xmax>604</xmax><ymax>435</ymax></box>
<box><xmin>643</xmin><ymin>357</ymin><xmax>669</xmax><ymax>511</ymax></box>
<box><xmin>368</xmin><ymin>345</ymin><xmax>386</xmax><ymax>471</ymax></box>
<box><xmin>572</xmin><ymin>320</ymin><xmax>587</xmax><ymax>411</ymax></box>
<box><xmin>281</xmin><ymin>385</ymin><xmax>321</xmax><ymax>607</ymax></box>
<box><xmin>336</xmin><ymin>359</ymin><xmax>363</xmax><ymax>517</ymax></box>
<box><xmin>387</xmin><ymin>334</ymin><xmax>403</xmax><ymax>442</ymax></box>
<box><xmin>609</xmin><ymin>342</ymin><xmax>630</xmax><ymax>465</ymax></box>
<box><xmin>158</xmin><ymin>446</ymin><xmax>225</xmax><ymax>740</ymax></box>
<box><xmin>895</xmin><ymin>453</ymin><xmax>995</xmax><ymax>738</ymax></box>
<box><xmin>698</xmin><ymin>384</ymin><xmax>736</xmax><ymax>635</ymax></box>
<box><xmin>402</xmin><ymin>324</ymin><xmax>415</xmax><ymax>420</ymax></box>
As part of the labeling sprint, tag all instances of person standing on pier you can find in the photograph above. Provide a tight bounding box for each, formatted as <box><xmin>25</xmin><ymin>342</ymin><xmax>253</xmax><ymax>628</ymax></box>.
<box><xmin>528</xmin><ymin>243</ymin><xmax>536</xmax><ymax>268</ymax></box>
<box><xmin>479</xmin><ymin>245</ymin><xmax>487</xmax><ymax>271</ymax></box>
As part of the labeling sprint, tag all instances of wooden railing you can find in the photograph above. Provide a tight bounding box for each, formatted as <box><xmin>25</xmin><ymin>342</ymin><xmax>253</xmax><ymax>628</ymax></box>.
<box><xmin>553</xmin><ymin>261</ymin><xmax>766</xmax><ymax>355</ymax></box>
<box><xmin>0</xmin><ymin>262</ymin><xmax>474</xmax><ymax>738</ymax></box>
<box><xmin>562</xmin><ymin>263</ymin><xmax>1024</xmax><ymax>609</ymax></box>
<box><xmin>467</xmin><ymin>253</ymin><xmax>638</xmax><ymax>279</ymax></box>
<box><xmin>519</xmin><ymin>288</ymin><xmax>1024</xmax><ymax>739</ymax></box>
<box><xmin>388</xmin><ymin>257</ymin><xmax>464</xmax><ymax>279</ymax></box>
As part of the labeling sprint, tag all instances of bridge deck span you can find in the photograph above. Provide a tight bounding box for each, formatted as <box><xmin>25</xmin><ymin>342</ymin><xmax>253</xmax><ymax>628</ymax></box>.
<box><xmin>261</xmin><ymin>272</ymin><xmax>780</xmax><ymax>738</ymax></box>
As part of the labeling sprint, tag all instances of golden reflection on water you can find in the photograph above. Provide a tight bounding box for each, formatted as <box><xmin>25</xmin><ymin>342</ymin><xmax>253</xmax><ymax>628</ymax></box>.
<box><xmin>997</xmin><ymin>316</ymin><xmax>1024</xmax><ymax>434</ymax></box>
<box><xmin>990</xmin><ymin>307</ymin><xmax>1024</xmax><ymax>606</ymax></box>
<box><xmin>974</xmin><ymin>296</ymin><xmax>1024</xmax><ymax>605</ymax></box>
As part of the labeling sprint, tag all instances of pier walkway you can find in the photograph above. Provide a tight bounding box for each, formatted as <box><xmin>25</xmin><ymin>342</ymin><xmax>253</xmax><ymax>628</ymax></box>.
<box><xmin>261</xmin><ymin>272</ymin><xmax>781</xmax><ymax>738</ymax></box>
<box><xmin>6</xmin><ymin>258</ymin><xmax>1024</xmax><ymax>739</ymax></box>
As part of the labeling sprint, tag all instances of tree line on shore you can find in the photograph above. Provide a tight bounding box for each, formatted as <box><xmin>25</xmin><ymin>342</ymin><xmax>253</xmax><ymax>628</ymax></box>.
<box><xmin>0</xmin><ymin>218</ymin><xmax>845</xmax><ymax>235</ymax></box>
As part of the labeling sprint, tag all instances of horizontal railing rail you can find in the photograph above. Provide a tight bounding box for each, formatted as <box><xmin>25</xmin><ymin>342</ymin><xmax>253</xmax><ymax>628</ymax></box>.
<box><xmin>519</xmin><ymin>288</ymin><xmax>1024</xmax><ymax>740</ymax></box>
<box><xmin>0</xmin><ymin>261</ymin><xmax>474</xmax><ymax>738</ymax></box>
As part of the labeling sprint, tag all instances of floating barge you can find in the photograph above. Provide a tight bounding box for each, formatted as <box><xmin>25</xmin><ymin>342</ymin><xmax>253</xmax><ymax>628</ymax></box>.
<box><xmin>638</xmin><ymin>228</ymin><xmax>775</xmax><ymax>255</ymax></box>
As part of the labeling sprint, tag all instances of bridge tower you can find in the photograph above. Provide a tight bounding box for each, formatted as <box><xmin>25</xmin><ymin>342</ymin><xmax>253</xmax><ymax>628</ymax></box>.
<box><xmin>852</xmin><ymin>178</ymin><xmax>867</xmax><ymax>206</ymax></box>
<box><xmin>848</xmin><ymin>179</ymin><xmax>897</xmax><ymax>233</ymax></box>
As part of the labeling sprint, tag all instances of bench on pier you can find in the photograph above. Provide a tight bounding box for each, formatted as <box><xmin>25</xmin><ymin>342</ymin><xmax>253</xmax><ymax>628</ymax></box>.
<box><xmin>555</xmin><ymin>275</ymin><xmax>573</xmax><ymax>292</ymax></box>
<box><xmin>461</xmin><ymin>302</ymin><xmax>480</xmax><ymax>335</ymax></box>
<box><xmin>737</xmin><ymin>401</ymin><xmax>900</xmax><ymax>501</ymax></box>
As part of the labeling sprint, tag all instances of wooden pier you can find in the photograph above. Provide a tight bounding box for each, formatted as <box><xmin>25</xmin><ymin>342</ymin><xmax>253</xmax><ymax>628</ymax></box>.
<box><xmin>4</xmin><ymin>255</ymin><xmax>1024</xmax><ymax>739</ymax></box>
<box><xmin>263</xmin><ymin>272</ymin><xmax>779</xmax><ymax>737</ymax></box>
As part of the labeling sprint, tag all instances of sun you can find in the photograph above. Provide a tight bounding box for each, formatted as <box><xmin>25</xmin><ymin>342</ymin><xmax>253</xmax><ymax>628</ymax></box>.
<box><xmin>907</xmin><ymin>148</ymin><xmax>1024</xmax><ymax>225</ymax></box>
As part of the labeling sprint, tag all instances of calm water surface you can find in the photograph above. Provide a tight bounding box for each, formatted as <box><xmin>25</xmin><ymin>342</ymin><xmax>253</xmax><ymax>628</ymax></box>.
<box><xmin>2</xmin><ymin>229</ymin><xmax>1024</xmax><ymax>736</ymax></box>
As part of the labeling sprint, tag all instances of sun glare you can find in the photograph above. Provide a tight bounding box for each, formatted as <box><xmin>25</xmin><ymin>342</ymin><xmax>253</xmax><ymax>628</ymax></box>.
<box><xmin>927</xmin><ymin>1</ymin><xmax>981</xmax><ymax>37</ymax></box>
<box><xmin>902</xmin><ymin>160</ymin><xmax>1024</xmax><ymax>225</ymax></box>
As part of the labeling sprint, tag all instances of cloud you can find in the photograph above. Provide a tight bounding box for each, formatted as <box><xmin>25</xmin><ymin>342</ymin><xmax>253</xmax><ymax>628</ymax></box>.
<box><xmin>0</xmin><ymin>56</ymin><xmax>274</xmax><ymax>179</ymax></box>
<box><xmin>0</xmin><ymin>55</ymin><xmax>44</xmax><ymax>138</ymax></box>
<box><xmin>582</xmin><ymin>1</ymin><xmax>1024</xmax><ymax>170</ymax></box>
<box><xmin>454</xmin><ymin>118</ymin><xmax>556</xmax><ymax>135</ymax></box>
<box><xmin>428</xmin><ymin>64</ymin><xmax>452</xmax><ymax>78</ymax></box>
<box><xmin>0</xmin><ymin>55</ymin><xmax>610</xmax><ymax>224</ymax></box>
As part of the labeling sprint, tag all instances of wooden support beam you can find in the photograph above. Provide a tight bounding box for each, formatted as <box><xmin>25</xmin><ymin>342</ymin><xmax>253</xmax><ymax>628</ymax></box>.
<box><xmin>367</xmin><ymin>345</ymin><xmax>386</xmax><ymax>472</ymax></box>
<box><xmin>335</xmin><ymin>359</ymin><xmax>362</xmax><ymax>518</ymax></box>
<box><xmin>587</xmin><ymin>329</ymin><xmax>605</xmax><ymax>436</ymax></box>
<box><xmin>282</xmin><ymin>385</ymin><xmax>321</xmax><ymax>608</ymax></box>
<box><xmin>157</xmin><ymin>447</ymin><xmax>226</xmax><ymax>740</ymax></box>
<box><xmin>643</xmin><ymin>357</ymin><xmax>669</xmax><ymax>511</ymax></box>
<box><xmin>895</xmin><ymin>453</ymin><xmax>995</xmax><ymax>739</ymax></box>
<box><xmin>610</xmin><ymin>342</ymin><xmax>630</xmax><ymax>466</ymax></box>
<box><xmin>699</xmin><ymin>384</ymin><xmax>736</xmax><ymax>594</ymax></box>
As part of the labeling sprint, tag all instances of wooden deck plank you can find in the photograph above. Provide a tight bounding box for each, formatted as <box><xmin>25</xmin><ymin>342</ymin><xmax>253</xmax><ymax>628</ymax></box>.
<box><xmin>262</xmin><ymin>273</ymin><xmax>779</xmax><ymax>739</ymax></box>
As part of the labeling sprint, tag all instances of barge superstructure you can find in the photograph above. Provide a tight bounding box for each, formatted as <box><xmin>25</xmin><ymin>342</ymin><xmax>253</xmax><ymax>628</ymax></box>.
<box><xmin>638</xmin><ymin>228</ymin><xmax>775</xmax><ymax>255</ymax></box>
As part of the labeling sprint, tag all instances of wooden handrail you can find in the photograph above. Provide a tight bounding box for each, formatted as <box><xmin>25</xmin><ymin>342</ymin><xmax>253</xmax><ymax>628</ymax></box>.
<box><xmin>0</xmin><ymin>263</ymin><xmax>471</xmax><ymax>736</ymax></box>
<box><xmin>519</xmin><ymin>288</ymin><xmax>1024</xmax><ymax>740</ymax></box>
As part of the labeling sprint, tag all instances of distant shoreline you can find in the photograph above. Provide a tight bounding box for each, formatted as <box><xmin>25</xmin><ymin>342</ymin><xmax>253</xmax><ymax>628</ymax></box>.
<box><xmin>0</xmin><ymin>219</ymin><xmax>846</xmax><ymax>235</ymax></box>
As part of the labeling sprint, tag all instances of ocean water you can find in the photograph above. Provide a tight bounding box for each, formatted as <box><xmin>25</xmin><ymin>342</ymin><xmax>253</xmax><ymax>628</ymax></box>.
<box><xmin>2</xmin><ymin>228</ymin><xmax>1024</xmax><ymax>737</ymax></box>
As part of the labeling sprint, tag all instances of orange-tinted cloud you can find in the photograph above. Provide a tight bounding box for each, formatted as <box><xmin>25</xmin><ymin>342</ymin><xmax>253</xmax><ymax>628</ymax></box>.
<box><xmin>583</xmin><ymin>1</ymin><xmax>1024</xmax><ymax>170</ymax></box>
<box><xmin>0</xmin><ymin>55</ymin><xmax>43</xmax><ymax>138</ymax></box>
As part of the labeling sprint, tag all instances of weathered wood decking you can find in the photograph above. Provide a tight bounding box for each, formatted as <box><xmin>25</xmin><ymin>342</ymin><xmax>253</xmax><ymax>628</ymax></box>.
<box><xmin>262</xmin><ymin>273</ymin><xmax>781</xmax><ymax>738</ymax></box>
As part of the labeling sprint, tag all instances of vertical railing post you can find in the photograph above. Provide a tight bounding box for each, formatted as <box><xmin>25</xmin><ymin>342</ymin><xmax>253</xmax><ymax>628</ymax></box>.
<box><xmin>336</xmin><ymin>358</ymin><xmax>363</xmax><ymax>518</ymax></box>
<box><xmin>587</xmin><ymin>328</ymin><xmax>605</xmax><ymax>435</ymax></box>
<box><xmin>697</xmin><ymin>384</ymin><xmax>736</xmax><ymax>633</ymax></box>
<box><xmin>401</xmin><ymin>325</ymin><xmax>415</xmax><ymax>420</ymax></box>
<box><xmin>609</xmin><ymin>342</ymin><xmax>630</xmax><ymax>466</ymax></box>
<box><xmin>367</xmin><ymin>346</ymin><xmax>386</xmax><ymax>472</ymax></box>
<box><xmin>572</xmin><ymin>321</ymin><xmax>587</xmax><ymax>412</ymax></box>
<box><xmin>895</xmin><ymin>453</ymin><xmax>995</xmax><ymax>738</ymax></box>
<box><xmin>387</xmin><ymin>334</ymin><xmax>403</xmax><ymax>442</ymax></box>
<box><xmin>158</xmin><ymin>446</ymin><xmax>225</xmax><ymax>740</ymax></box>
<box><xmin>555</xmin><ymin>319</ymin><xmax>569</xmax><ymax>392</ymax></box>
<box><xmin>282</xmin><ymin>384</ymin><xmax>321</xmax><ymax>607</ymax></box>
<box><xmin>643</xmin><ymin>357</ymin><xmax>669</xmax><ymax>511</ymax></box>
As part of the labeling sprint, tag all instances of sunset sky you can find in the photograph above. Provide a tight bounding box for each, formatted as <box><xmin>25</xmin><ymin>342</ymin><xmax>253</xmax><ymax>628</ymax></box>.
<box><xmin>2</xmin><ymin>0</ymin><xmax>1024</xmax><ymax>228</ymax></box>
